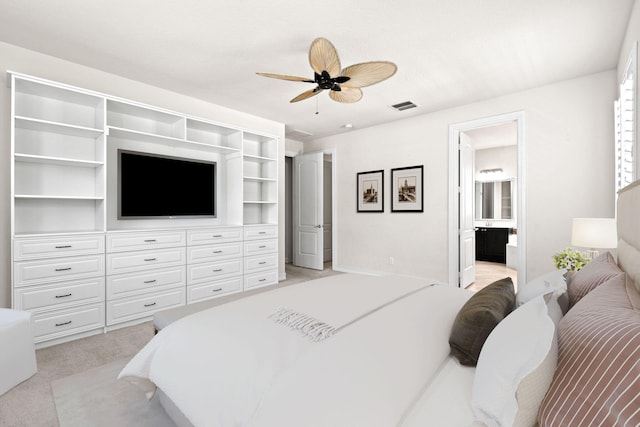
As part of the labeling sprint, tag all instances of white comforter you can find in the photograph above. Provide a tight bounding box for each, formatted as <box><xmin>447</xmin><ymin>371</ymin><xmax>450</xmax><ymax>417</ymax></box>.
<box><xmin>119</xmin><ymin>274</ymin><xmax>472</xmax><ymax>427</ymax></box>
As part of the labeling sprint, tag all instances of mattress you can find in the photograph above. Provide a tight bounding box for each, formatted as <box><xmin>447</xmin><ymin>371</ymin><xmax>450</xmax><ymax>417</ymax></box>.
<box><xmin>119</xmin><ymin>273</ymin><xmax>472</xmax><ymax>426</ymax></box>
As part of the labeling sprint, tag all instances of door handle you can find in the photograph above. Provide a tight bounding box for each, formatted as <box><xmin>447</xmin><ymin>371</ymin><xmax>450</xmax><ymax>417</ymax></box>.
<box><xmin>315</xmin><ymin>224</ymin><xmax>323</xmax><ymax>228</ymax></box>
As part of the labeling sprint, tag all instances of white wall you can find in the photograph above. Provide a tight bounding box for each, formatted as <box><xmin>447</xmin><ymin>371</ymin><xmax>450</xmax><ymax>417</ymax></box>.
<box><xmin>0</xmin><ymin>42</ymin><xmax>285</xmax><ymax>308</ymax></box>
<box><xmin>305</xmin><ymin>70</ymin><xmax>617</xmax><ymax>283</ymax></box>
<box><xmin>475</xmin><ymin>146</ymin><xmax>517</xmax><ymax>179</ymax></box>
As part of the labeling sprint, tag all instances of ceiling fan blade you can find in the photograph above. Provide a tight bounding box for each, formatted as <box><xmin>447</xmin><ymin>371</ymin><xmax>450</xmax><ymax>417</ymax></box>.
<box><xmin>309</xmin><ymin>37</ymin><xmax>341</xmax><ymax>77</ymax></box>
<box><xmin>290</xmin><ymin>87</ymin><xmax>324</xmax><ymax>103</ymax></box>
<box><xmin>329</xmin><ymin>87</ymin><xmax>363</xmax><ymax>103</ymax></box>
<box><xmin>256</xmin><ymin>72</ymin><xmax>314</xmax><ymax>82</ymax></box>
<box><xmin>341</xmin><ymin>61</ymin><xmax>398</xmax><ymax>88</ymax></box>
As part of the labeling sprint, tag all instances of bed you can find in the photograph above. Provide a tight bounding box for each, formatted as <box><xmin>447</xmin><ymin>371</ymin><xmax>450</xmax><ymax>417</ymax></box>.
<box><xmin>120</xmin><ymin>179</ymin><xmax>640</xmax><ymax>427</ymax></box>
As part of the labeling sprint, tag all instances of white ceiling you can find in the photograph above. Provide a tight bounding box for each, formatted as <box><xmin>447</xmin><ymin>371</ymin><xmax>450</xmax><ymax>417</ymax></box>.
<box><xmin>0</xmin><ymin>0</ymin><xmax>634</xmax><ymax>141</ymax></box>
<box><xmin>464</xmin><ymin>122</ymin><xmax>517</xmax><ymax>150</ymax></box>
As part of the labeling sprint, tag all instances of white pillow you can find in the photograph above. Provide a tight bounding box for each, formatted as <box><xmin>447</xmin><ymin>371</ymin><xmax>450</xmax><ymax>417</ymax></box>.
<box><xmin>471</xmin><ymin>296</ymin><xmax>557</xmax><ymax>427</ymax></box>
<box><xmin>516</xmin><ymin>269</ymin><xmax>567</xmax><ymax>307</ymax></box>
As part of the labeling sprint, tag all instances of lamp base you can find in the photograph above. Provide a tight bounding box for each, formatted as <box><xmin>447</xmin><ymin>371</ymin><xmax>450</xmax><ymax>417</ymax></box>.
<box><xmin>586</xmin><ymin>249</ymin><xmax>599</xmax><ymax>260</ymax></box>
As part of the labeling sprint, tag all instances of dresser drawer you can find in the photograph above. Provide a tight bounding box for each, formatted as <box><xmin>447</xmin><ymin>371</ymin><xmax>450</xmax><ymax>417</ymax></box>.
<box><xmin>188</xmin><ymin>259</ymin><xmax>242</xmax><ymax>284</ymax></box>
<box><xmin>188</xmin><ymin>243</ymin><xmax>242</xmax><ymax>264</ymax></box>
<box><xmin>244</xmin><ymin>225</ymin><xmax>277</xmax><ymax>241</ymax></box>
<box><xmin>243</xmin><ymin>239</ymin><xmax>277</xmax><ymax>256</ymax></box>
<box><xmin>244</xmin><ymin>254</ymin><xmax>277</xmax><ymax>273</ymax></box>
<box><xmin>106</xmin><ymin>247</ymin><xmax>185</xmax><ymax>275</ymax></box>
<box><xmin>106</xmin><ymin>288</ymin><xmax>185</xmax><ymax>325</ymax></box>
<box><xmin>14</xmin><ymin>234</ymin><xmax>105</xmax><ymax>260</ymax></box>
<box><xmin>14</xmin><ymin>277</ymin><xmax>105</xmax><ymax>312</ymax></box>
<box><xmin>33</xmin><ymin>303</ymin><xmax>105</xmax><ymax>343</ymax></box>
<box><xmin>14</xmin><ymin>254</ymin><xmax>105</xmax><ymax>287</ymax></box>
<box><xmin>107</xmin><ymin>266</ymin><xmax>186</xmax><ymax>299</ymax></box>
<box><xmin>187</xmin><ymin>277</ymin><xmax>242</xmax><ymax>303</ymax></box>
<box><xmin>244</xmin><ymin>270</ymin><xmax>278</xmax><ymax>289</ymax></box>
<box><xmin>187</xmin><ymin>227</ymin><xmax>242</xmax><ymax>246</ymax></box>
<box><xmin>106</xmin><ymin>230</ymin><xmax>185</xmax><ymax>252</ymax></box>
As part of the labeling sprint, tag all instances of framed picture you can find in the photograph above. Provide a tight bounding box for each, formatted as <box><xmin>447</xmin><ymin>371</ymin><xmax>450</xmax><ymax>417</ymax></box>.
<box><xmin>357</xmin><ymin>170</ymin><xmax>384</xmax><ymax>212</ymax></box>
<box><xmin>391</xmin><ymin>165</ymin><xmax>423</xmax><ymax>212</ymax></box>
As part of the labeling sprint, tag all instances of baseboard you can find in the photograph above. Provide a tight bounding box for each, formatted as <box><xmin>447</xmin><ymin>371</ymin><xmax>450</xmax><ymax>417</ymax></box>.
<box><xmin>331</xmin><ymin>266</ymin><xmax>384</xmax><ymax>276</ymax></box>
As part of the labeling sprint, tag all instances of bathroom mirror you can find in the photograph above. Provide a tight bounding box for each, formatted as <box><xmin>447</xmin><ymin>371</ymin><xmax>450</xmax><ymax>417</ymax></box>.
<box><xmin>475</xmin><ymin>179</ymin><xmax>513</xmax><ymax>220</ymax></box>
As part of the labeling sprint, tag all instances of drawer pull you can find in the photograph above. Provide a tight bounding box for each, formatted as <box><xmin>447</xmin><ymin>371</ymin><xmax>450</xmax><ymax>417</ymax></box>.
<box><xmin>55</xmin><ymin>245</ymin><xmax>72</xmax><ymax>249</ymax></box>
<box><xmin>259</xmin><ymin>261</ymin><xmax>267</xmax><ymax>265</ymax></box>
<box><xmin>213</xmin><ymin>269</ymin><xmax>223</xmax><ymax>272</ymax></box>
<box><xmin>144</xmin><ymin>239</ymin><xmax>157</xmax><ymax>243</ymax></box>
<box><xmin>259</xmin><ymin>278</ymin><xmax>267</xmax><ymax>282</ymax></box>
<box><xmin>55</xmin><ymin>267</ymin><xmax>72</xmax><ymax>272</ymax></box>
<box><xmin>258</xmin><ymin>245</ymin><xmax>267</xmax><ymax>248</ymax></box>
<box><xmin>144</xmin><ymin>258</ymin><xmax>157</xmax><ymax>262</ymax></box>
<box><xmin>144</xmin><ymin>279</ymin><xmax>157</xmax><ymax>284</ymax></box>
<box><xmin>55</xmin><ymin>320</ymin><xmax>72</xmax><ymax>327</ymax></box>
<box><xmin>213</xmin><ymin>234</ymin><xmax>223</xmax><ymax>238</ymax></box>
<box><xmin>213</xmin><ymin>250</ymin><xmax>223</xmax><ymax>254</ymax></box>
<box><xmin>55</xmin><ymin>293</ymin><xmax>72</xmax><ymax>299</ymax></box>
<box><xmin>144</xmin><ymin>302</ymin><xmax>157</xmax><ymax>307</ymax></box>
<box><xmin>212</xmin><ymin>288</ymin><xmax>223</xmax><ymax>292</ymax></box>
<box><xmin>258</xmin><ymin>231</ymin><xmax>267</xmax><ymax>235</ymax></box>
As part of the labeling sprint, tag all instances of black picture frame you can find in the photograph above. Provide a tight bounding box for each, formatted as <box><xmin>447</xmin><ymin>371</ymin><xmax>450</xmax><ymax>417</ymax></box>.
<box><xmin>357</xmin><ymin>170</ymin><xmax>384</xmax><ymax>212</ymax></box>
<box><xmin>391</xmin><ymin>165</ymin><xmax>424</xmax><ymax>212</ymax></box>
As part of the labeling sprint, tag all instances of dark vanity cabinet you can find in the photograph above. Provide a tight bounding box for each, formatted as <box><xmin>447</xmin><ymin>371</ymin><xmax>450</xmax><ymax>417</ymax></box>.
<box><xmin>476</xmin><ymin>227</ymin><xmax>510</xmax><ymax>263</ymax></box>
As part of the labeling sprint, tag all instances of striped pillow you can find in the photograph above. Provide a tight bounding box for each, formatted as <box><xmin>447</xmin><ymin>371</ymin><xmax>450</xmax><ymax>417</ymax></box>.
<box><xmin>538</xmin><ymin>273</ymin><xmax>640</xmax><ymax>426</ymax></box>
<box><xmin>567</xmin><ymin>251</ymin><xmax>623</xmax><ymax>308</ymax></box>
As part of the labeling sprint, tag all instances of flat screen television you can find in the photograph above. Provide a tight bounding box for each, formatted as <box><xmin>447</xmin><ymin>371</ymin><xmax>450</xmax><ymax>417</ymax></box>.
<box><xmin>118</xmin><ymin>150</ymin><xmax>216</xmax><ymax>219</ymax></box>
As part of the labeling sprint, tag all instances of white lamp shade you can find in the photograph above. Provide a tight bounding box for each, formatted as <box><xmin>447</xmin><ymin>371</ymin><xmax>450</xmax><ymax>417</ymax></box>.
<box><xmin>571</xmin><ymin>218</ymin><xmax>618</xmax><ymax>249</ymax></box>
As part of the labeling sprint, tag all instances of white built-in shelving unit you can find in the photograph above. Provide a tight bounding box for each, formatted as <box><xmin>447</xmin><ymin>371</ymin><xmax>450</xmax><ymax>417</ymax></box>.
<box><xmin>9</xmin><ymin>72</ymin><xmax>279</xmax><ymax>347</ymax></box>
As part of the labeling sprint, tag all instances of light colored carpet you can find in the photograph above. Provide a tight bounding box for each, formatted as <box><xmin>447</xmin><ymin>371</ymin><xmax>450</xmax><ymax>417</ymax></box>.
<box><xmin>51</xmin><ymin>359</ymin><xmax>174</xmax><ymax>427</ymax></box>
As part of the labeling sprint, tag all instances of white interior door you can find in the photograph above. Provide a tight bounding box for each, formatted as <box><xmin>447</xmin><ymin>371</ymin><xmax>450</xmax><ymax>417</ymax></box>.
<box><xmin>459</xmin><ymin>135</ymin><xmax>475</xmax><ymax>287</ymax></box>
<box><xmin>293</xmin><ymin>152</ymin><xmax>324</xmax><ymax>270</ymax></box>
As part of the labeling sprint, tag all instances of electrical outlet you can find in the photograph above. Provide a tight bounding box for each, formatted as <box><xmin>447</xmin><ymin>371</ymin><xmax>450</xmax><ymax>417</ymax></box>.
<box><xmin>389</xmin><ymin>257</ymin><xmax>395</xmax><ymax>265</ymax></box>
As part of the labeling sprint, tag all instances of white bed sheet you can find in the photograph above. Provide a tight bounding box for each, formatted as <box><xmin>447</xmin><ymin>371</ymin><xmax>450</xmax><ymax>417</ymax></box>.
<box><xmin>400</xmin><ymin>355</ymin><xmax>477</xmax><ymax>427</ymax></box>
<box><xmin>248</xmin><ymin>284</ymin><xmax>472</xmax><ymax>426</ymax></box>
<box><xmin>121</xmin><ymin>274</ymin><xmax>471</xmax><ymax>427</ymax></box>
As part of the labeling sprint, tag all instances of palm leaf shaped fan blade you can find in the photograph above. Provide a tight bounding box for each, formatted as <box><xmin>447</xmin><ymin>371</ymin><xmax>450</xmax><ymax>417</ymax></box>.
<box><xmin>341</xmin><ymin>61</ymin><xmax>397</xmax><ymax>88</ymax></box>
<box><xmin>290</xmin><ymin>88</ymin><xmax>324</xmax><ymax>103</ymax></box>
<box><xmin>257</xmin><ymin>37</ymin><xmax>397</xmax><ymax>104</ymax></box>
<box><xmin>329</xmin><ymin>86</ymin><xmax>363</xmax><ymax>103</ymax></box>
<box><xmin>256</xmin><ymin>73</ymin><xmax>315</xmax><ymax>82</ymax></box>
<box><xmin>308</xmin><ymin>37</ymin><xmax>341</xmax><ymax>77</ymax></box>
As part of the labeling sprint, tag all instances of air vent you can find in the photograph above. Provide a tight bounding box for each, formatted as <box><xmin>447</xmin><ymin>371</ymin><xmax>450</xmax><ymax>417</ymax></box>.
<box><xmin>285</xmin><ymin>128</ymin><xmax>313</xmax><ymax>139</ymax></box>
<box><xmin>391</xmin><ymin>101</ymin><xmax>418</xmax><ymax>111</ymax></box>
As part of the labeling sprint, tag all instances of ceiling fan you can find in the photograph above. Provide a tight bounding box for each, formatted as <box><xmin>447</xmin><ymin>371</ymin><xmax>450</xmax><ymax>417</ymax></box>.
<box><xmin>257</xmin><ymin>37</ymin><xmax>397</xmax><ymax>104</ymax></box>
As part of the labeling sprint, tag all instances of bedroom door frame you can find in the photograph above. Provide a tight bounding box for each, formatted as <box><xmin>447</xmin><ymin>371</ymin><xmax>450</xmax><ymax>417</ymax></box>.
<box><xmin>448</xmin><ymin>111</ymin><xmax>527</xmax><ymax>287</ymax></box>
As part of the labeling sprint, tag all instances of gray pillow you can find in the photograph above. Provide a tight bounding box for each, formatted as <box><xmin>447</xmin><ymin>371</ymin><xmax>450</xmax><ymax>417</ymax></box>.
<box><xmin>568</xmin><ymin>252</ymin><xmax>623</xmax><ymax>308</ymax></box>
<box><xmin>449</xmin><ymin>277</ymin><xmax>516</xmax><ymax>366</ymax></box>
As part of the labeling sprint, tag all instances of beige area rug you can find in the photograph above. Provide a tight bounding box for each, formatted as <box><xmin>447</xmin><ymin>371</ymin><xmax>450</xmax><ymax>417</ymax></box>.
<box><xmin>51</xmin><ymin>358</ymin><xmax>175</xmax><ymax>427</ymax></box>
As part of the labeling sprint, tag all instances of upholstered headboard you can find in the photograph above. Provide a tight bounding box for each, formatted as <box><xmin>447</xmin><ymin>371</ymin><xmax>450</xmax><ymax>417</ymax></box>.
<box><xmin>617</xmin><ymin>179</ymin><xmax>640</xmax><ymax>291</ymax></box>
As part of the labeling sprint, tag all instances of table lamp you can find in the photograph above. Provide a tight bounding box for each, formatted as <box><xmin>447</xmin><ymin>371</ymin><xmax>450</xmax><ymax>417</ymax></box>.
<box><xmin>571</xmin><ymin>218</ymin><xmax>617</xmax><ymax>259</ymax></box>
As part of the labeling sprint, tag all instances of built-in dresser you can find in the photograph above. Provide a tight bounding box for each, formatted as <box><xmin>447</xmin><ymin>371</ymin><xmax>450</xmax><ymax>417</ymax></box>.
<box><xmin>9</xmin><ymin>72</ymin><xmax>279</xmax><ymax>347</ymax></box>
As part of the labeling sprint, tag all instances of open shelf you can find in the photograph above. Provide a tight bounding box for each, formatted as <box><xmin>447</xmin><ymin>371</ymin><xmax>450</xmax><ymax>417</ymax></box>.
<box><xmin>108</xmin><ymin>126</ymin><xmax>241</xmax><ymax>155</ymax></box>
<box><xmin>15</xmin><ymin>116</ymin><xmax>104</xmax><ymax>138</ymax></box>
<box><xmin>15</xmin><ymin>154</ymin><xmax>103</xmax><ymax>168</ymax></box>
<box><xmin>15</xmin><ymin>195</ymin><xmax>105</xmax><ymax>200</ymax></box>
<box><xmin>243</xmin><ymin>176</ymin><xmax>277</xmax><ymax>182</ymax></box>
<box><xmin>107</xmin><ymin>100</ymin><xmax>185</xmax><ymax>139</ymax></box>
<box><xmin>14</xmin><ymin>78</ymin><xmax>104</xmax><ymax>129</ymax></box>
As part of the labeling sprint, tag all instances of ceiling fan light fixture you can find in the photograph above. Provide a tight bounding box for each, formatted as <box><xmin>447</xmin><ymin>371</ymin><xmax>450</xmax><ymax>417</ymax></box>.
<box><xmin>257</xmin><ymin>37</ymin><xmax>397</xmax><ymax>104</ymax></box>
